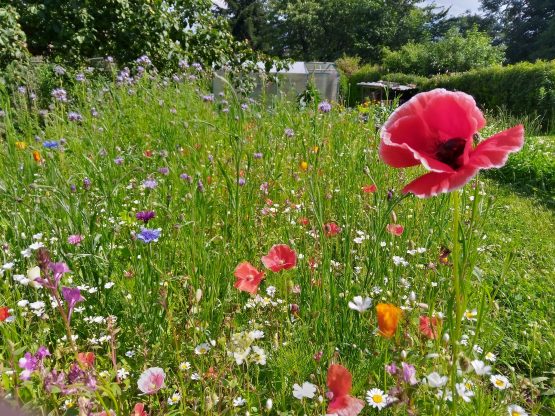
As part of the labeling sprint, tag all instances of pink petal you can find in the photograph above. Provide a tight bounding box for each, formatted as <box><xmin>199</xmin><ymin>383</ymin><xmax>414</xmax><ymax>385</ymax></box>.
<box><xmin>328</xmin><ymin>396</ymin><xmax>365</xmax><ymax>416</ymax></box>
<box><xmin>469</xmin><ymin>125</ymin><xmax>524</xmax><ymax>169</ymax></box>
<box><xmin>379</xmin><ymin>141</ymin><xmax>420</xmax><ymax>168</ymax></box>
<box><xmin>421</xmin><ymin>89</ymin><xmax>486</xmax><ymax>140</ymax></box>
<box><xmin>402</xmin><ymin>165</ymin><xmax>479</xmax><ymax>198</ymax></box>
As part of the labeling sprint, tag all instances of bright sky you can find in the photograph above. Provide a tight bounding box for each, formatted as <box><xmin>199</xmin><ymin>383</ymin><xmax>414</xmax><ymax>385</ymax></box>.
<box><xmin>422</xmin><ymin>0</ymin><xmax>482</xmax><ymax>16</ymax></box>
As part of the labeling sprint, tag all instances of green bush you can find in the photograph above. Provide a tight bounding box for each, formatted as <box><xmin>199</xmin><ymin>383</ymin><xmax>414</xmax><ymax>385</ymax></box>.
<box><xmin>0</xmin><ymin>6</ymin><xmax>28</xmax><ymax>71</ymax></box>
<box><xmin>421</xmin><ymin>60</ymin><xmax>555</xmax><ymax>132</ymax></box>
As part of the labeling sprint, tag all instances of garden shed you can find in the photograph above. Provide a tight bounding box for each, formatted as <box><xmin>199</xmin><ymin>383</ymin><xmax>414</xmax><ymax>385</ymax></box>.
<box><xmin>213</xmin><ymin>61</ymin><xmax>340</xmax><ymax>102</ymax></box>
<box><xmin>357</xmin><ymin>80</ymin><xmax>417</xmax><ymax>104</ymax></box>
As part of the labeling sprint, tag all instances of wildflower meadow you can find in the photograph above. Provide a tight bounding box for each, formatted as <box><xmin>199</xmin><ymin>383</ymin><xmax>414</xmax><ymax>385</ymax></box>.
<box><xmin>0</xmin><ymin>61</ymin><xmax>554</xmax><ymax>416</ymax></box>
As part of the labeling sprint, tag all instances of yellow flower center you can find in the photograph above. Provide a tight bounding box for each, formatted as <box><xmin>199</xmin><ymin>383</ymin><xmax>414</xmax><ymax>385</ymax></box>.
<box><xmin>512</xmin><ymin>412</ymin><xmax>520</xmax><ymax>416</ymax></box>
<box><xmin>373</xmin><ymin>395</ymin><xmax>383</xmax><ymax>404</ymax></box>
<box><xmin>495</xmin><ymin>379</ymin><xmax>504</xmax><ymax>387</ymax></box>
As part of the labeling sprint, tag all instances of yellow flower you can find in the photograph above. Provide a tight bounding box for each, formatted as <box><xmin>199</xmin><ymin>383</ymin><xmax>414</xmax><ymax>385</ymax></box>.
<box><xmin>299</xmin><ymin>161</ymin><xmax>308</xmax><ymax>171</ymax></box>
<box><xmin>15</xmin><ymin>141</ymin><xmax>27</xmax><ymax>150</ymax></box>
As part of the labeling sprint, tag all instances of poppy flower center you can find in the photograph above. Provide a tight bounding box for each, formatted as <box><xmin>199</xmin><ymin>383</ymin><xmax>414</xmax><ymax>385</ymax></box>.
<box><xmin>435</xmin><ymin>138</ymin><xmax>466</xmax><ymax>169</ymax></box>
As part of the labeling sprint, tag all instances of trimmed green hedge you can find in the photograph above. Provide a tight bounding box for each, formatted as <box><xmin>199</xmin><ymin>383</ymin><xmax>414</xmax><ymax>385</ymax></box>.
<box><xmin>421</xmin><ymin>61</ymin><xmax>555</xmax><ymax>131</ymax></box>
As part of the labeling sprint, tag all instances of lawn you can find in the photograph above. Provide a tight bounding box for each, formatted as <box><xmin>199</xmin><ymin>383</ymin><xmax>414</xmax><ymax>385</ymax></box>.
<box><xmin>0</xmin><ymin>66</ymin><xmax>553</xmax><ymax>415</ymax></box>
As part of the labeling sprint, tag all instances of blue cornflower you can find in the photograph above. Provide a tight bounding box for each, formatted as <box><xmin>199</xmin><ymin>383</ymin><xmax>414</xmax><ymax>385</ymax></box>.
<box><xmin>43</xmin><ymin>141</ymin><xmax>59</xmax><ymax>149</ymax></box>
<box><xmin>137</xmin><ymin>228</ymin><xmax>161</xmax><ymax>243</ymax></box>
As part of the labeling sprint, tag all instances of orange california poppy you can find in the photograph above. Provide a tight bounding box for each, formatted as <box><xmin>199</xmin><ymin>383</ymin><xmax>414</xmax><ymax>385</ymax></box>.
<box><xmin>376</xmin><ymin>303</ymin><xmax>402</xmax><ymax>338</ymax></box>
<box><xmin>33</xmin><ymin>150</ymin><xmax>41</xmax><ymax>162</ymax></box>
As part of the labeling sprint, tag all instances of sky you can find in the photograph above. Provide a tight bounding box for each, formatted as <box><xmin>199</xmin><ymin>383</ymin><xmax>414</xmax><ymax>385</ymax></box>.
<box><xmin>422</xmin><ymin>0</ymin><xmax>482</xmax><ymax>16</ymax></box>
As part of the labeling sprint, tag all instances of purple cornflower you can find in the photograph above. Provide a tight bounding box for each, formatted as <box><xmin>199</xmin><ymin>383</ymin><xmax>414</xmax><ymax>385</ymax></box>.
<box><xmin>237</xmin><ymin>177</ymin><xmax>246</xmax><ymax>186</ymax></box>
<box><xmin>54</xmin><ymin>65</ymin><xmax>66</xmax><ymax>76</ymax></box>
<box><xmin>70</xmin><ymin>184</ymin><xmax>77</xmax><ymax>193</ymax></box>
<box><xmin>318</xmin><ymin>100</ymin><xmax>332</xmax><ymax>113</ymax></box>
<box><xmin>114</xmin><ymin>157</ymin><xmax>124</xmax><ymax>165</ymax></box>
<box><xmin>137</xmin><ymin>228</ymin><xmax>161</xmax><ymax>243</ymax></box>
<box><xmin>136</xmin><ymin>55</ymin><xmax>152</xmax><ymax>66</ymax></box>
<box><xmin>241</xmin><ymin>103</ymin><xmax>248</xmax><ymax>110</ymax></box>
<box><xmin>51</xmin><ymin>88</ymin><xmax>68</xmax><ymax>102</ymax></box>
<box><xmin>197</xmin><ymin>179</ymin><xmax>204</xmax><ymax>193</ymax></box>
<box><xmin>158</xmin><ymin>167</ymin><xmax>169</xmax><ymax>175</ymax></box>
<box><xmin>401</xmin><ymin>362</ymin><xmax>418</xmax><ymax>385</ymax></box>
<box><xmin>17</xmin><ymin>86</ymin><xmax>26</xmax><ymax>94</ymax></box>
<box><xmin>62</xmin><ymin>287</ymin><xmax>85</xmax><ymax>324</ymax></box>
<box><xmin>43</xmin><ymin>141</ymin><xmax>59</xmax><ymax>149</ymax></box>
<box><xmin>143</xmin><ymin>178</ymin><xmax>158</xmax><ymax>189</ymax></box>
<box><xmin>284</xmin><ymin>128</ymin><xmax>295</xmax><ymax>138</ymax></box>
<box><xmin>202</xmin><ymin>94</ymin><xmax>214</xmax><ymax>102</ymax></box>
<box><xmin>136</xmin><ymin>210</ymin><xmax>156</xmax><ymax>224</ymax></box>
<box><xmin>253</xmin><ymin>152</ymin><xmax>263</xmax><ymax>159</ymax></box>
<box><xmin>83</xmin><ymin>177</ymin><xmax>91</xmax><ymax>190</ymax></box>
<box><xmin>68</xmin><ymin>112</ymin><xmax>83</xmax><ymax>122</ymax></box>
<box><xmin>180</xmin><ymin>173</ymin><xmax>192</xmax><ymax>182</ymax></box>
<box><xmin>75</xmin><ymin>73</ymin><xmax>85</xmax><ymax>82</ymax></box>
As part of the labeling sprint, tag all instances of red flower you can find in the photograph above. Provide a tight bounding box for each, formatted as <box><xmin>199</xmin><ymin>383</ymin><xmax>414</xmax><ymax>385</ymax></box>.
<box><xmin>77</xmin><ymin>352</ymin><xmax>95</xmax><ymax>368</ymax></box>
<box><xmin>261</xmin><ymin>244</ymin><xmax>297</xmax><ymax>272</ymax></box>
<box><xmin>419</xmin><ymin>316</ymin><xmax>441</xmax><ymax>340</ymax></box>
<box><xmin>0</xmin><ymin>306</ymin><xmax>10</xmax><ymax>322</ymax></box>
<box><xmin>386</xmin><ymin>224</ymin><xmax>404</xmax><ymax>236</ymax></box>
<box><xmin>234</xmin><ymin>262</ymin><xmax>265</xmax><ymax>294</ymax></box>
<box><xmin>379</xmin><ymin>89</ymin><xmax>524</xmax><ymax>198</ymax></box>
<box><xmin>324</xmin><ymin>222</ymin><xmax>341</xmax><ymax>237</ymax></box>
<box><xmin>131</xmin><ymin>403</ymin><xmax>147</xmax><ymax>416</ymax></box>
<box><xmin>362</xmin><ymin>184</ymin><xmax>377</xmax><ymax>194</ymax></box>
<box><xmin>327</xmin><ymin>364</ymin><xmax>365</xmax><ymax>416</ymax></box>
<box><xmin>298</xmin><ymin>217</ymin><xmax>310</xmax><ymax>227</ymax></box>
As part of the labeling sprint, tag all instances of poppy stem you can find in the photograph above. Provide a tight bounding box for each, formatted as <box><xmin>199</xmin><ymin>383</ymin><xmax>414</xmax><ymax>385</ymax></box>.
<box><xmin>450</xmin><ymin>190</ymin><xmax>463</xmax><ymax>413</ymax></box>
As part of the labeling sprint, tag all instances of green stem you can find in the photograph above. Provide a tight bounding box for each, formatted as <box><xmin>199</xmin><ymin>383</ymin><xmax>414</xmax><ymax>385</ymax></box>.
<box><xmin>450</xmin><ymin>190</ymin><xmax>462</xmax><ymax>414</ymax></box>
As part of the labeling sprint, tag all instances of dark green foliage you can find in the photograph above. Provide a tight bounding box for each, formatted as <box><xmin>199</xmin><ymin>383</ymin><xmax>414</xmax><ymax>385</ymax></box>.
<box><xmin>481</xmin><ymin>0</ymin><xmax>555</xmax><ymax>63</ymax></box>
<box><xmin>216</xmin><ymin>0</ymin><xmax>270</xmax><ymax>51</ymax></box>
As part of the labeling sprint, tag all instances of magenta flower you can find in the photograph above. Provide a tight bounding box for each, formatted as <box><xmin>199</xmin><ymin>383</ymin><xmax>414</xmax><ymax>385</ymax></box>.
<box><xmin>37</xmin><ymin>262</ymin><xmax>71</xmax><ymax>289</ymax></box>
<box><xmin>136</xmin><ymin>211</ymin><xmax>156</xmax><ymax>224</ymax></box>
<box><xmin>62</xmin><ymin>287</ymin><xmax>84</xmax><ymax>324</ymax></box>
<box><xmin>137</xmin><ymin>367</ymin><xmax>165</xmax><ymax>394</ymax></box>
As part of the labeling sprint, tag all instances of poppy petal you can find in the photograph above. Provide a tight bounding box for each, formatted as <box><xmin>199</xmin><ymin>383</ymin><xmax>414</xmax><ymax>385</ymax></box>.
<box><xmin>469</xmin><ymin>125</ymin><xmax>524</xmax><ymax>169</ymax></box>
<box><xmin>421</xmin><ymin>89</ymin><xmax>486</xmax><ymax>140</ymax></box>
<box><xmin>379</xmin><ymin>140</ymin><xmax>420</xmax><ymax>168</ymax></box>
<box><xmin>327</xmin><ymin>364</ymin><xmax>352</xmax><ymax>397</ymax></box>
<box><xmin>402</xmin><ymin>165</ymin><xmax>479</xmax><ymax>198</ymax></box>
<box><xmin>328</xmin><ymin>396</ymin><xmax>365</xmax><ymax>416</ymax></box>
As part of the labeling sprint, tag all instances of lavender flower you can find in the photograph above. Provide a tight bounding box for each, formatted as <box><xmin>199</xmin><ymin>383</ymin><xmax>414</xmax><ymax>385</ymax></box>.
<box><xmin>54</xmin><ymin>65</ymin><xmax>66</xmax><ymax>76</ymax></box>
<box><xmin>284</xmin><ymin>128</ymin><xmax>295</xmax><ymax>138</ymax></box>
<box><xmin>197</xmin><ymin>179</ymin><xmax>204</xmax><ymax>193</ymax></box>
<box><xmin>137</xmin><ymin>228</ymin><xmax>161</xmax><ymax>243</ymax></box>
<box><xmin>402</xmin><ymin>362</ymin><xmax>418</xmax><ymax>385</ymax></box>
<box><xmin>68</xmin><ymin>112</ymin><xmax>83</xmax><ymax>122</ymax></box>
<box><xmin>51</xmin><ymin>88</ymin><xmax>68</xmax><ymax>102</ymax></box>
<box><xmin>114</xmin><ymin>157</ymin><xmax>124</xmax><ymax>165</ymax></box>
<box><xmin>158</xmin><ymin>167</ymin><xmax>169</xmax><ymax>175</ymax></box>
<box><xmin>253</xmin><ymin>152</ymin><xmax>263</xmax><ymax>159</ymax></box>
<box><xmin>143</xmin><ymin>178</ymin><xmax>158</xmax><ymax>189</ymax></box>
<box><xmin>75</xmin><ymin>73</ymin><xmax>85</xmax><ymax>82</ymax></box>
<box><xmin>83</xmin><ymin>177</ymin><xmax>91</xmax><ymax>190</ymax></box>
<box><xmin>43</xmin><ymin>141</ymin><xmax>59</xmax><ymax>149</ymax></box>
<box><xmin>180</xmin><ymin>173</ymin><xmax>192</xmax><ymax>182</ymax></box>
<box><xmin>318</xmin><ymin>100</ymin><xmax>332</xmax><ymax>113</ymax></box>
<box><xmin>237</xmin><ymin>178</ymin><xmax>246</xmax><ymax>186</ymax></box>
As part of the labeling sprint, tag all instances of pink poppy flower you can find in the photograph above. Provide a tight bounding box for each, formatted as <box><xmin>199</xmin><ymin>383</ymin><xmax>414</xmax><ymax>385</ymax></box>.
<box><xmin>379</xmin><ymin>89</ymin><xmax>524</xmax><ymax>198</ymax></box>
<box><xmin>386</xmin><ymin>224</ymin><xmax>404</xmax><ymax>236</ymax></box>
<box><xmin>324</xmin><ymin>222</ymin><xmax>341</xmax><ymax>237</ymax></box>
<box><xmin>362</xmin><ymin>184</ymin><xmax>377</xmax><ymax>194</ymax></box>
<box><xmin>137</xmin><ymin>367</ymin><xmax>165</xmax><ymax>394</ymax></box>
<box><xmin>234</xmin><ymin>262</ymin><xmax>265</xmax><ymax>294</ymax></box>
<box><xmin>326</xmin><ymin>364</ymin><xmax>365</xmax><ymax>416</ymax></box>
<box><xmin>261</xmin><ymin>244</ymin><xmax>297</xmax><ymax>272</ymax></box>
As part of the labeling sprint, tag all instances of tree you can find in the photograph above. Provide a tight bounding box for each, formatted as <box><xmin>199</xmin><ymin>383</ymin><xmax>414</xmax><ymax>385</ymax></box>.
<box><xmin>382</xmin><ymin>27</ymin><xmax>505</xmax><ymax>76</ymax></box>
<box><xmin>481</xmin><ymin>0</ymin><xmax>555</xmax><ymax>62</ymax></box>
<box><xmin>0</xmin><ymin>5</ymin><xmax>28</xmax><ymax>71</ymax></box>
<box><xmin>215</xmin><ymin>0</ymin><xmax>270</xmax><ymax>51</ymax></box>
<box><xmin>264</xmin><ymin>0</ymin><xmax>442</xmax><ymax>62</ymax></box>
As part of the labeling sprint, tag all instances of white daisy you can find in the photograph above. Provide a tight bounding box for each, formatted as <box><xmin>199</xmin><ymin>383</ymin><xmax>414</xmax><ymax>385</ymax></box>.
<box><xmin>233</xmin><ymin>396</ymin><xmax>246</xmax><ymax>407</ymax></box>
<box><xmin>348</xmin><ymin>295</ymin><xmax>372</xmax><ymax>313</ymax></box>
<box><xmin>179</xmin><ymin>361</ymin><xmax>191</xmax><ymax>371</ymax></box>
<box><xmin>292</xmin><ymin>382</ymin><xmax>316</xmax><ymax>400</ymax></box>
<box><xmin>167</xmin><ymin>392</ymin><xmax>181</xmax><ymax>405</ymax></box>
<box><xmin>490</xmin><ymin>374</ymin><xmax>511</xmax><ymax>390</ymax></box>
<box><xmin>194</xmin><ymin>343</ymin><xmax>211</xmax><ymax>355</ymax></box>
<box><xmin>485</xmin><ymin>352</ymin><xmax>497</xmax><ymax>362</ymax></box>
<box><xmin>251</xmin><ymin>346</ymin><xmax>267</xmax><ymax>365</ymax></box>
<box><xmin>507</xmin><ymin>404</ymin><xmax>528</xmax><ymax>416</ymax></box>
<box><xmin>366</xmin><ymin>388</ymin><xmax>388</xmax><ymax>410</ymax></box>
<box><xmin>464</xmin><ymin>309</ymin><xmax>478</xmax><ymax>321</ymax></box>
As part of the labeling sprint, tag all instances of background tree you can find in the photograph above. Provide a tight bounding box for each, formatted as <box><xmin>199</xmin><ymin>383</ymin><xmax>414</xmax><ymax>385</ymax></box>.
<box><xmin>215</xmin><ymin>0</ymin><xmax>270</xmax><ymax>51</ymax></box>
<box><xmin>0</xmin><ymin>5</ymin><xmax>28</xmax><ymax>71</ymax></box>
<box><xmin>481</xmin><ymin>0</ymin><xmax>555</xmax><ymax>62</ymax></box>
